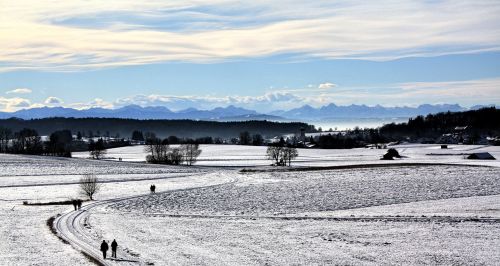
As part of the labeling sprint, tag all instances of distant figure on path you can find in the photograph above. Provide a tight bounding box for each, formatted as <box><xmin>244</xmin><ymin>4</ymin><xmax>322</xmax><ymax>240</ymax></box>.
<box><xmin>100</xmin><ymin>240</ymin><xmax>109</xmax><ymax>259</ymax></box>
<box><xmin>72</xmin><ymin>199</ymin><xmax>77</xmax><ymax>211</ymax></box>
<box><xmin>150</xmin><ymin>184</ymin><xmax>156</xmax><ymax>193</ymax></box>
<box><xmin>111</xmin><ymin>239</ymin><xmax>118</xmax><ymax>258</ymax></box>
<box><xmin>77</xmin><ymin>199</ymin><xmax>82</xmax><ymax>210</ymax></box>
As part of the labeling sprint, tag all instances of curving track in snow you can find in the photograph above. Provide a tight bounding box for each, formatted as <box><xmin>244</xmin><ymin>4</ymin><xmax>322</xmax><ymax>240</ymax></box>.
<box><xmin>54</xmin><ymin>195</ymin><xmax>145</xmax><ymax>265</ymax></box>
<box><xmin>53</xmin><ymin>174</ymin><xmax>238</xmax><ymax>265</ymax></box>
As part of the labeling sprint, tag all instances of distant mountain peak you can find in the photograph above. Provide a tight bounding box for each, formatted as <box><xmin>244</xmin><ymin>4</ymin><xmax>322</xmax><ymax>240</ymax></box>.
<box><xmin>0</xmin><ymin>103</ymin><xmax>484</xmax><ymax>121</ymax></box>
<box><xmin>299</xmin><ymin>104</ymin><xmax>315</xmax><ymax>109</ymax></box>
<box><xmin>270</xmin><ymin>103</ymin><xmax>469</xmax><ymax>121</ymax></box>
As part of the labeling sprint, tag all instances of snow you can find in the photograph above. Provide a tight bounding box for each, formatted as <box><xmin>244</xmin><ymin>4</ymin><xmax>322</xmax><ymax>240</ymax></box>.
<box><xmin>312</xmin><ymin>195</ymin><xmax>500</xmax><ymax>218</ymax></box>
<box><xmin>74</xmin><ymin>144</ymin><xmax>500</xmax><ymax>167</ymax></box>
<box><xmin>0</xmin><ymin>153</ymin><xmax>200</xmax><ymax>177</ymax></box>
<box><xmin>89</xmin><ymin>214</ymin><xmax>500</xmax><ymax>265</ymax></box>
<box><xmin>109</xmin><ymin>165</ymin><xmax>500</xmax><ymax>216</ymax></box>
<box><xmin>0</xmin><ymin>204</ymin><xmax>93</xmax><ymax>265</ymax></box>
<box><xmin>1</xmin><ymin>144</ymin><xmax>500</xmax><ymax>264</ymax></box>
<box><xmin>0</xmin><ymin>154</ymin><xmax>231</xmax><ymax>265</ymax></box>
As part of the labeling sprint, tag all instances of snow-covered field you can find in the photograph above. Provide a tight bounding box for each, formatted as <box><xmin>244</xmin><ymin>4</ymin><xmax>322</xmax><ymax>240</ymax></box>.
<box><xmin>2</xmin><ymin>144</ymin><xmax>500</xmax><ymax>265</ymax></box>
<box><xmin>74</xmin><ymin>143</ymin><xmax>500</xmax><ymax>167</ymax></box>
<box><xmin>90</xmin><ymin>214</ymin><xmax>500</xmax><ymax>265</ymax></box>
<box><xmin>0</xmin><ymin>154</ymin><xmax>229</xmax><ymax>265</ymax></box>
<box><xmin>109</xmin><ymin>165</ymin><xmax>500</xmax><ymax>216</ymax></box>
<box><xmin>1</xmin><ymin>153</ymin><xmax>202</xmax><ymax>176</ymax></box>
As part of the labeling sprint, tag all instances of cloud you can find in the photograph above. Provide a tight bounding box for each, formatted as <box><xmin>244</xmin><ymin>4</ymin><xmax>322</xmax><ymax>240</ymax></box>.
<box><xmin>6</xmin><ymin>88</ymin><xmax>32</xmax><ymax>94</ymax></box>
<box><xmin>318</xmin><ymin>82</ymin><xmax>336</xmax><ymax>89</ymax></box>
<box><xmin>0</xmin><ymin>97</ymin><xmax>32</xmax><ymax>111</ymax></box>
<box><xmin>2</xmin><ymin>78</ymin><xmax>499</xmax><ymax>112</ymax></box>
<box><xmin>44</xmin><ymin>96</ymin><xmax>63</xmax><ymax>105</ymax></box>
<box><xmin>90</xmin><ymin>78</ymin><xmax>500</xmax><ymax>111</ymax></box>
<box><xmin>112</xmin><ymin>91</ymin><xmax>305</xmax><ymax>112</ymax></box>
<box><xmin>68</xmin><ymin>98</ymin><xmax>114</xmax><ymax>110</ymax></box>
<box><xmin>1</xmin><ymin>1</ymin><xmax>500</xmax><ymax>71</ymax></box>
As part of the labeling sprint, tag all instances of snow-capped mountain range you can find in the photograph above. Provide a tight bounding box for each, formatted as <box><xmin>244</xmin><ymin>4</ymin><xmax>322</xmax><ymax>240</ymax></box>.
<box><xmin>0</xmin><ymin>103</ymin><xmax>494</xmax><ymax>121</ymax></box>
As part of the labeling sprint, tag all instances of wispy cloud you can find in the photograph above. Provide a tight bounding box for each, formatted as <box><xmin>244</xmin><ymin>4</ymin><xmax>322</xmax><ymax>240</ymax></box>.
<box><xmin>311</xmin><ymin>78</ymin><xmax>500</xmax><ymax>107</ymax></box>
<box><xmin>6</xmin><ymin>88</ymin><xmax>32</xmax><ymax>94</ymax></box>
<box><xmin>1</xmin><ymin>1</ymin><xmax>499</xmax><ymax>71</ymax></box>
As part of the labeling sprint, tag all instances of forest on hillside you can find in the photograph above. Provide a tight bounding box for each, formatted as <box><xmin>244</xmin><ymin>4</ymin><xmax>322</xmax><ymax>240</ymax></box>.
<box><xmin>0</xmin><ymin>117</ymin><xmax>313</xmax><ymax>139</ymax></box>
<box><xmin>379</xmin><ymin>107</ymin><xmax>500</xmax><ymax>140</ymax></box>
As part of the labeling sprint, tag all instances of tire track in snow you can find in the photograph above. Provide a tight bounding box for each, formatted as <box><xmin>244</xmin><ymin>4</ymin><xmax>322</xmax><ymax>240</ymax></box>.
<box><xmin>54</xmin><ymin>196</ymin><xmax>144</xmax><ymax>265</ymax></box>
<box><xmin>53</xmin><ymin>174</ymin><xmax>238</xmax><ymax>265</ymax></box>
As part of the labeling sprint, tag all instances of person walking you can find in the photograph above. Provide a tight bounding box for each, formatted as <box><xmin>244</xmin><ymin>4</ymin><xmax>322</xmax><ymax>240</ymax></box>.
<box><xmin>100</xmin><ymin>240</ymin><xmax>109</xmax><ymax>259</ymax></box>
<box><xmin>111</xmin><ymin>239</ymin><xmax>118</xmax><ymax>258</ymax></box>
<box><xmin>77</xmin><ymin>199</ymin><xmax>82</xmax><ymax>210</ymax></box>
<box><xmin>152</xmin><ymin>184</ymin><xmax>156</xmax><ymax>193</ymax></box>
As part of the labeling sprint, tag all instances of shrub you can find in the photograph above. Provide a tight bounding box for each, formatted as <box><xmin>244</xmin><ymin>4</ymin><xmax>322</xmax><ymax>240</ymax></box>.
<box><xmin>381</xmin><ymin>148</ymin><xmax>401</xmax><ymax>160</ymax></box>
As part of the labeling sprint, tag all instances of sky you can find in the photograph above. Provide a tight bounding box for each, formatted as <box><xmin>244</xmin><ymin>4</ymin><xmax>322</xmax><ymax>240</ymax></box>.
<box><xmin>1</xmin><ymin>0</ymin><xmax>500</xmax><ymax>112</ymax></box>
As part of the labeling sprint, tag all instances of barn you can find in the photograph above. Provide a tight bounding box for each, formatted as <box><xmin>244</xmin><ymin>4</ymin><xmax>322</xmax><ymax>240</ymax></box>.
<box><xmin>467</xmin><ymin>152</ymin><xmax>496</xmax><ymax>160</ymax></box>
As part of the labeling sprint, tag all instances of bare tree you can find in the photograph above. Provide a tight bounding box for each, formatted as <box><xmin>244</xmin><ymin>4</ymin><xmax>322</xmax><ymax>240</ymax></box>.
<box><xmin>89</xmin><ymin>138</ymin><xmax>107</xmax><ymax>159</ymax></box>
<box><xmin>79</xmin><ymin>174</ymin><xmax>101</xmax><ymax>200</ymax></box>
<box><xmin>266</xmin><ymin>145</ymin><xmax>283</xmax><ymax>166</ymax></box>
<box><xmin>167</xmin><ymin>147</ymin><xmax>184</xmax><ymax>165</ymax></box>
<box><xmin>182</xmin><ymin>143</ymin><xmax>202</xmax><ymax>166</ymax></box>
<box><xmin>282</xmin><ymin>147</ymin><xmax>299</xmax><ymax>166</ymax></box>
<box><xmin>144</xmin><ymin>138</ymin><xmax>156</xmax><ymax>157</ymax></box>
<box><xmin>145</xmin><ymin>138</ymin><xmax>168</xmax><ymax>163</ymax></box>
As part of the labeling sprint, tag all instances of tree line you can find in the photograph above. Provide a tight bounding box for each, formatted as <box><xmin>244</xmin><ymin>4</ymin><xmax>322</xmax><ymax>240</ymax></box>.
<box><xmin>0</xmin><ymin>117</ymin><xmax>313</xmax><ymax>139</ymax></box>
<box><xmin>311</xmin><ymin>128</ymin><xmax>386</xmax><ymax>149</ymax></box>
<box><xmin>131</xmin><ymin>130</ymin><xmax>220</xmax><ymax>144</ymax></box>
<box><xmin>379</xmin><ymin>107</ymin><xmax>500</xmax><ymax>141</ymax></box>
<box><xmin>0</xmin><ymin>127</ymin><xmax>122</xmax><ymax>158</ymax></box>
<box><xmin>0</xmin><ymin>127</ymin><xmax>73</xmax><ymax>156</ymax></box>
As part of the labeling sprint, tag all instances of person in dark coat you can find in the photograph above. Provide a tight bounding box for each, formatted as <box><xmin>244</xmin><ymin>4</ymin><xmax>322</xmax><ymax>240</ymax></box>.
<box><xmin>100</xmin><ymin>240</ymin><xmax>109</xmax><ymax>259</ymax></box>
<box><xmin>77</xmin><ymin>199</ymin><xmax>82</xmax><ymax>210</ymax></box>
<box><xmin>111</xmin><ymin>239</ymin><xmax>118</xmax><ymax>258</ymax></box>
<box><xmin>152</xmin><ymin>184</ymin><xmax>156</xmax><ymax>193</ymax></box>
<box><xmin>72</xmin><ymin>199</ymin><xmax>77</xmax><ymax>211</ymax></box>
